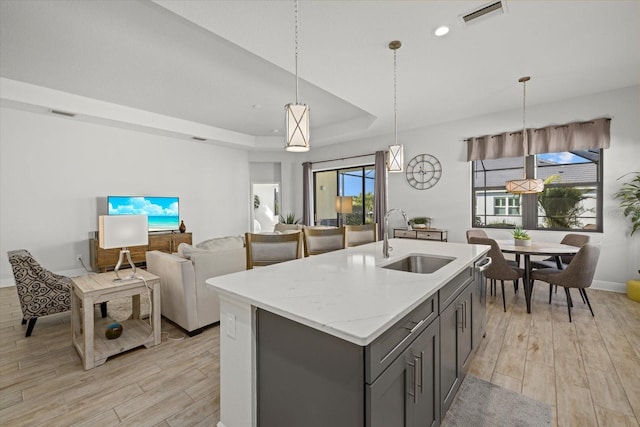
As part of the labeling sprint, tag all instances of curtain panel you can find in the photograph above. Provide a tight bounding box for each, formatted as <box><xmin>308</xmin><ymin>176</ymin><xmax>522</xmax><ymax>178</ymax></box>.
<box><xmin>466</xmin><ymin>117</ymin><xmax>610</xmax><ymax>161</ymax></box>
<box><xmin>302</xmin><ymin>162</ymin><xmax>313</xmax><ymax>226</ymax></box>
<box><xmin>374</xmin><ymin>151</ymin><xmax>388</xmax><ymax>240</ymax></box>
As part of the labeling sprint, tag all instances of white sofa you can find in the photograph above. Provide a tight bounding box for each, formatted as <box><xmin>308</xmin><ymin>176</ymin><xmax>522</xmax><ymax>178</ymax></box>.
<box><xmin>145</xmin><ymin>236</ymin><xmax>246</xmax><ymax>335</ymax></box>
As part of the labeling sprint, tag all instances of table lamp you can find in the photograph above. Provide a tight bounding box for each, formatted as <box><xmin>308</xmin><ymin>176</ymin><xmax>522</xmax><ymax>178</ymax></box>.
<box><xmin>99</xmin><ymin>215</ymin><xmax>148</xmax><ymax>281</ymax></box>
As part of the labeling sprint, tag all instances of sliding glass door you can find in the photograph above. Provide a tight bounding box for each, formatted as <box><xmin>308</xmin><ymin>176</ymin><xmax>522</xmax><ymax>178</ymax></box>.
<box><xmin>313</xmin><ymin>165</ymin><xmax>374</xmax><ymax>226</ymax></box>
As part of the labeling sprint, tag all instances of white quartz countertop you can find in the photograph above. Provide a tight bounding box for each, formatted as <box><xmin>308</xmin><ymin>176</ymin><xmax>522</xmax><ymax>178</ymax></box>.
<box><xmin>207</xmin><ymin>239</ymin><xmax>489</xmax><ymax>346</ymax></box>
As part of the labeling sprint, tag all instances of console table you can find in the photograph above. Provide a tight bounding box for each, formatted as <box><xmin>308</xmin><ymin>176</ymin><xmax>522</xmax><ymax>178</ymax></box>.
<box><xmin>71</xmin><ymin>269</ymin><xmax>161</xmax><ymax>370</ymax></box>
<box><xmin>394</xmin><ymin>228</ymin><xmax>448</xmax><ymax>242</ymax></box>
<box><xmin>90</xmin><ymin>232</ymin><xmax>192</xmax><ymax>272</ymax></box>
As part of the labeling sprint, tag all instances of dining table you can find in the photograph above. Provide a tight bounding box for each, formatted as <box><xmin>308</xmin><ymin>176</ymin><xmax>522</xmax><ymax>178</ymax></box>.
<box><xmin>496</xmin><ymin>240</ymin><xmax>580</xmax><ymax>313</ymax></box>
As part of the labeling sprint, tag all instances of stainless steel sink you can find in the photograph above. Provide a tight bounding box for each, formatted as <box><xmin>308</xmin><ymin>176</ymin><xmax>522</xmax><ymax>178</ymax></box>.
<box><xmin>381</xmin><ymin>254</ymin><xmax>455</xmax><ymax>274</ymax></box>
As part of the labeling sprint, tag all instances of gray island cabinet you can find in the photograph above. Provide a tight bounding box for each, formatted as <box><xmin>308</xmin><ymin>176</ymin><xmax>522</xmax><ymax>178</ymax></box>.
<box><xmin>207</xmin><ymin>239</ymin><xmax>490</xmax><ymax>427</ymax></box>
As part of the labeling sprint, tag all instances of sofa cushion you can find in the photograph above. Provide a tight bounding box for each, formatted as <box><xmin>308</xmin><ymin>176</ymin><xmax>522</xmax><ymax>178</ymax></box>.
<box><xmin>196</xmin><ymin>235</ymin><xmax>245</xmax><ymax>251</ymax></box>
<box><xmin>177</xmin><ymin>243</ymin><xmax>208</xmax><ymax>259</ymax></box>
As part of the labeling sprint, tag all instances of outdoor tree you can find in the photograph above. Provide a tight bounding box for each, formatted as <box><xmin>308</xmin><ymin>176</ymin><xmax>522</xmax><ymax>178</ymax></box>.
<box><xmin>538</xmin><ymin>175</ymin><xmax>592</xmax><ymax>229</ymax></box>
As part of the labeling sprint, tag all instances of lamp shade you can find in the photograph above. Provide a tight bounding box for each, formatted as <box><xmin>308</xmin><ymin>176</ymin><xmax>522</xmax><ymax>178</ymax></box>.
<box><xmin>505</xmin><ymin>178</ymin><xmax>545</xmax><ymax>194</ymax></box>
<box><xmin>99</xmin><ymin>215</ymin><xmax>149</xmax><ymax>249</ymax></box>
<box><xmin>387</xmin><ymin>144</ymin><xmax>403</xmax><ymax>172</ymax></box>
<box><xmin>335</xmin><ymin>196</ymin><xmax>353</xmax><ymax>214</ymax></box>
<box><xmin>285</xmin><ymin>103</ymin><xmax>310</xmax><ymax>152</ymax></box>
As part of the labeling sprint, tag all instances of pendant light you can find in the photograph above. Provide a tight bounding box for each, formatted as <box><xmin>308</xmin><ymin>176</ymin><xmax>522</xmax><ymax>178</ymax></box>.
<box><xmin>285</xmin><ymin>0</ymin><xmax>310</xmax><ymax>152</ymax></box>
<box><xmin>387</xmin><ymin>40</ymin><xmax>403</xmax><ymax>172</ymax></box>
<box><xmin>505</xmin><ymin>76</ymin><xmax>544</xmax><ymax>194</ymax></box>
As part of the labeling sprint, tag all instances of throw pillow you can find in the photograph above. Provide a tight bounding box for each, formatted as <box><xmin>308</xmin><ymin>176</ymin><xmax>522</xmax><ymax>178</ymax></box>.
<box><xmin>196</xmin><ymin>235</ymin><xmax>245</xmax><ymax>251</ymax></box>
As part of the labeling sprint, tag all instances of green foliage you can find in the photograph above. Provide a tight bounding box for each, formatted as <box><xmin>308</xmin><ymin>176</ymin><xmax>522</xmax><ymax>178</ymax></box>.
<box><xmin>487</xmin><ymin>220</ymin><xmax>516</xmax><ymax>228</ymax></box>
<box><xmin>411</xmin><ymin>217</ymin><xmax>430</xmax><ymax>225</ymax></box>
<box><xmin>344</xmin><ymin>192</ymin><xmax>374</xmax><ymax>225</ymax></box>
<box><xmin>253</xmin><ymin>195</ymin><xmax>261</xmax><ymax>210</ymax></box>
<box><xmin>538</xmin><ymin>175</ymin><xmax>591</xmax><ymax>229</ymax></box>
<box><xmin>615</xmin><ymin>172</ymin><xmax>640</xmax><ymax>236</ymax></box>
<box><xmin>279</xmin><ymin>213</ymin><xmax>301</xmax><ymax>224</ymax></box>
<box><xmin>512</xmin><ymin>227</ymin><xmax>531</xmax><ymax>240</ymax></box>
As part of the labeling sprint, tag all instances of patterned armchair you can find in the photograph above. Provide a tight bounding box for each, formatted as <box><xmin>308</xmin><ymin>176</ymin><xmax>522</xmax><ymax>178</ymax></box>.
<box><xmin>7</xmin><ymin>249</ymin><xmax>72</xmax><ymax>337</ymax></box>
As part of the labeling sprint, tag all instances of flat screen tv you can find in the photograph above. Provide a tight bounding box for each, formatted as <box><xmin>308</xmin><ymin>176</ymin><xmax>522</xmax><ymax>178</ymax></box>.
<box><xmin>107</xmin><ymin>196</ymin><xmax>179</xmax><ymax>232</ymax></box>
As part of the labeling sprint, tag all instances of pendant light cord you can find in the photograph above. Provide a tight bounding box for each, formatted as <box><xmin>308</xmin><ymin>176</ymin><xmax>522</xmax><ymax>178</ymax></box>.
<box><xmin>294</xmin><ymin>0</ymin><xmax>299</xmax><ymax>104</ymax></box>
<box><xmin>394</xmin><ymin>47</ymin><xmax>397</xmax><ymax>145</ymax></box>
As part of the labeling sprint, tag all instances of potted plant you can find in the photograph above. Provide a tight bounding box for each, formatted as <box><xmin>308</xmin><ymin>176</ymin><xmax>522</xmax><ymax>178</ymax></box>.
<box><xmin>615</xmin><ymin>172</ymin><xmax>640</xmax><ymax>303</ymax></box>
<box><xmin>512</xmin><ymin>227</ymin><xmax>532</xmax><ymax>246</ymax></box>
<box><xmin>615</xmin><ymin>172</ymin><xmax>640</xmax><ymax>236</ymax></box>
<box><xmin>279</xmin><ymin>213</ymin><xmax>301</xmax><ymax>224</ymax></box>
<box><xmin>410</xmin><ymin>217</ymin><xmax>432</xmax><ymax>229</ymax></box>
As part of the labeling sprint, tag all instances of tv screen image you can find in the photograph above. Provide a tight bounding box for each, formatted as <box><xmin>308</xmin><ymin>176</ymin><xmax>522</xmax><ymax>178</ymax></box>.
<box><xmin>108</xmin><ymin>196</ymin><xmax>179</xmax><ymax>232</ymax></box>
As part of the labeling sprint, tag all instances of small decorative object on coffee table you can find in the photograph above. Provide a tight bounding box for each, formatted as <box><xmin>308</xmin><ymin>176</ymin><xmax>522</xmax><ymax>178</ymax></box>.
<box><xmin>179</xmin><ymin>220</ymin><xmax>186</xmax><ymax>233</ymax></box>
<box><xmin>512</xmin><ymin>227</ymin><xmax>532</xmax><ymax>246</ymax></box>
<box><xmin>410</xmin><ymin>217</ymin><xmax>432</xmax><ymax>229</ymax></box>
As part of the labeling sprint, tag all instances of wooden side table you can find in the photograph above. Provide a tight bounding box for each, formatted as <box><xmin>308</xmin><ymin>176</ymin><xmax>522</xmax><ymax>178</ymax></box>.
<box><xmin>71</xmin><ymin>269</ymin><xmax>161</xmax><ymax>370</ymax></box>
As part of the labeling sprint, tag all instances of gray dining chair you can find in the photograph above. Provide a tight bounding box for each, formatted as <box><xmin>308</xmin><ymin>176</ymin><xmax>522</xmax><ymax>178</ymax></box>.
<box><xmin>466</xmin><ymin>229</ymin><xmax>520</xmax><ymax>291</ymax></box>
<box><xmin>531</xmin><ymin>244</ymin><xmax>600</xmax><ymax>322</ymax></box>
<box><xmin>531</xmin><ymin>233</ymin><xmax>590</xmax><ymax>303</ymax></box>
<box><xmin>469</xmin><ymin>237</ymin><xmax>524</xmax><ymax>312</ymax></box>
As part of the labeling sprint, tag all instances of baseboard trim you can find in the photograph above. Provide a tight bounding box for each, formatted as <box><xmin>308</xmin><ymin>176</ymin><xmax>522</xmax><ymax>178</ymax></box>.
<box><xmin>591</xmin><ymin>280</ymin><xmax>626</xmax><ymax>293</ymax></box>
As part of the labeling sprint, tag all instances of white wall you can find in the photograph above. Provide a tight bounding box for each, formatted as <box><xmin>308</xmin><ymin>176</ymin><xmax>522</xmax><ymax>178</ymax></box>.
<box><xmin>0</xmin><ymin>107</ymin><xmax>250</xmax><ymax>284</ymax></box>
<box><xmin>293</xmin><ymin>86</ymin><xmax>640</xmax><ymax>289</ymax></box>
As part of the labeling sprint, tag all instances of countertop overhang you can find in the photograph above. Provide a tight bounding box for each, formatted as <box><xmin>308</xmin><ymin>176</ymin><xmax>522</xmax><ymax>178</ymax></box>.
<box><xmin>207</xmin><ymin>239</ymin><xmax>489</xmax><ymax>346</ymax></box>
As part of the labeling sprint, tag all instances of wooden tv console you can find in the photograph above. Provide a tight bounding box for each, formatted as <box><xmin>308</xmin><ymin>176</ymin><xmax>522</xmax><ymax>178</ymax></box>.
<box><xmin>89</xmin><ymin>232</ymin><xmax>192</xmax><ymax>272</ymax></box>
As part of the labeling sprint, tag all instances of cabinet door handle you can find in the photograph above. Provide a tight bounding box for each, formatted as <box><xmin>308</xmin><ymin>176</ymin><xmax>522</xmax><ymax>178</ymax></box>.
<box><xmin>458</xmin><ymin>303</ymin><xmax>464</xmax><ymax>329</ymax></box>
<box><xmin>418</xmin><ymin>351</ymin><xmax>424</xmax><ymax>394</ymax></box>
<box><xmin>463</xmin><ymin>301</ymin><xmax>467</xmax><ymax>330</ymax></box>
<box><xmin>405</xmin><ymin>318</ymin><xmax>425</xmax><ymax>334</ymax></box>
<box><xmin>407</xmin><ymin>357</ymin><xmax>419</xmax><ymax>403</ymax></box>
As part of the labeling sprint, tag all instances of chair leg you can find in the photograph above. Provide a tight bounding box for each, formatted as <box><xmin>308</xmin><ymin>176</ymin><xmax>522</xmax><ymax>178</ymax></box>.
<box><xmin>501</xmin><ymin>280</ymin><xmax>506</xmax><ymax>312</ymax></box>
<box><xmin>578</xmin><ymin>289</ymin><xmax>586</xmax><ymax>304</ymax></box>
<box><xmin>564</xmin><ymin>287</ymin><xmax>572</xmax><ymax>322</ymax></box>
<box><xmin>581</xmin><ymin>289</ymin><xmax>595</xmax><ymax>317</ymax></box>
<box><xmin>100</xmin><ymin>302</ymin><xmax>108</xmax><ymax>318</ymax></box>
<box><xmin>21</xmin><ymin>318</ymin><xmax>27</xmax><ymax>325</ymax></box>
<box><xmin>25</xmin><ymin>318</ymin><xmax>37</xmax><ymax>337</ymax></box>
<box><xmin>549</xmin><ymin>284</ymin><xmax>553</xmax><ymax>304</ymax></box>
<box><xmin>513</xmin><ymin>280</ymin><xmax>519</xmax><ymax>294</ymax></box>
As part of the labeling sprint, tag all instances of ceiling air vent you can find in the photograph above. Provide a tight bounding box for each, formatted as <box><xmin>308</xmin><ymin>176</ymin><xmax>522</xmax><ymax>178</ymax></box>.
<box><xmin>50</xmin><ymin>109</ymin><xmax>76</xmax><ymax>117</ymax></box>
<box><xmin>192</xmin><ymin>136</ymin><xmax>207</xmax><ymax>141</ymax></box>
<box><xmin>461</xmin><ymin>1</ymin><xmax>505</xmax><ymax>24</ymax></box>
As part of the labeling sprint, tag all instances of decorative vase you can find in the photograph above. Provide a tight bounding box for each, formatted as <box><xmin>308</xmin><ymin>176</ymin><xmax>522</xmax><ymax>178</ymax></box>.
<box><xmin>105</xmin><ymin>322</ymin><xmax>123</xmax><ymax>339</ymax></box>
<box><xmin>514</xmin><ymin>239</ymin><xmax>532</xmax><ymax>247</ymax></box>
<box><xmin>179</xmin><ymin>220</ymin><xmax>186</xmax><ymax>233</ymax></box>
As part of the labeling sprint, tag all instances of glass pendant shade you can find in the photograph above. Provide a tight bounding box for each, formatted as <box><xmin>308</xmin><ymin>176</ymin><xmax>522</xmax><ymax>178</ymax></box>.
<box><xmin>285</xmin><ymin>103</ymin><xmax>310</xmax><ymax>152</ymax></box>
<box><xmin>505</xmin><ymin>178</ymin><xmax>545</xmax><ymax>194</ymax></box>
<box><xmin>387</xmin><ymin>144</ymin><xmax>403</xmax><ymax>172</ymax></box>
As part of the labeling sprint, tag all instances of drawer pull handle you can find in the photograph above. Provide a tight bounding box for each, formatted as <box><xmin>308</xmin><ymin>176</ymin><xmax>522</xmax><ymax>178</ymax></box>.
<box><xmin>406</xmin><ymin>318</ymin><xmax>425</xmax><ymax>334</ymax></box>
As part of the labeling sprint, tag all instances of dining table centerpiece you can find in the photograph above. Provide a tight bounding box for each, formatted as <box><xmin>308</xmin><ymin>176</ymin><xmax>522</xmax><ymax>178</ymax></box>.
<box><xmin>512</xmin><ymin>227</ymin><xmax>532</xmax><ymax>246</ymax></box>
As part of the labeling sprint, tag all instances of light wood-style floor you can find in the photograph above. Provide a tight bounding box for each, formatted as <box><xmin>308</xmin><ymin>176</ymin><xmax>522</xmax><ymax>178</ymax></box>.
<box><xmin>1</xmin><ymin>283</ymin><xmax>639</xmax><ymax>426</ymax></box>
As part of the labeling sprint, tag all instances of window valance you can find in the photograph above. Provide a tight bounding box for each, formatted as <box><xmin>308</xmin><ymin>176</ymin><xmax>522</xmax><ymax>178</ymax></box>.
<box><xmin>466</xmin><ymin>117</ymin><xmax>610</xmax><ymax>161</ymax></box>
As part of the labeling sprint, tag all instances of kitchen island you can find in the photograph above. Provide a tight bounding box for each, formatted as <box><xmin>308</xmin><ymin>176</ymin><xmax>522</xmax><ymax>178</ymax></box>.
<box><xmin>207</xmin><ymin>238</ymin><xmax>489</xmax><ymax>427</ymax></box>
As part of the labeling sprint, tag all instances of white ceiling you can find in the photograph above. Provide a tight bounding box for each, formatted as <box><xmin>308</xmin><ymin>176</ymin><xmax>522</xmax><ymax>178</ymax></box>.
<box><xmin>1</xmin><ymin>0</ymin><xmax>638</xmax><ymax>150</ymax></box>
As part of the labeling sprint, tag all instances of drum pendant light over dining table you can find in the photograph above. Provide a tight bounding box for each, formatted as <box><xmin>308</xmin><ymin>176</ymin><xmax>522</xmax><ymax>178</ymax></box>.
<box><xmin>285</xmin><ymin>0</ymin><xmax>310</xmax><ymax>152</ymax></box>
<box><xmin>505</xmin><ymin>76</ymin><xmax>545</xmax><ymax>194</ymax></box>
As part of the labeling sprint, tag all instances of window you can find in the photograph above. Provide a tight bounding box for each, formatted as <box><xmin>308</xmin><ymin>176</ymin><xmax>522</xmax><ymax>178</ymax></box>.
<box><xmin>494</xmin><ymin>196</ymin><xmax>520</xmax><ymax>216</ymax></box>
<box><xmin>472</xmin><ymin>149</ymin><xmax>603</xmax><ymax>231</ymax></box>
<box><xmin>314</xmin><ymin>166</ymin><xmax>375</xmax><ymax>226</ymax></box>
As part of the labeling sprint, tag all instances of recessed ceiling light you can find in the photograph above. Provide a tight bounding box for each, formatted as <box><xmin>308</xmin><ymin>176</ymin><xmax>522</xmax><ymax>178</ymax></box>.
<box><xmin>434</xmin><ymin>26</ymin><xmax>450</xmax><ymax>37</ymax></box>
<box><xmin>252</xmin><ymin>104</ymin><xmax>262</xmax><ymax>109</ymax></box>
<box><xmin>271</xmin><ymin>129</ymin><xmax>280</xmax><ymax>133</ymax></box>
